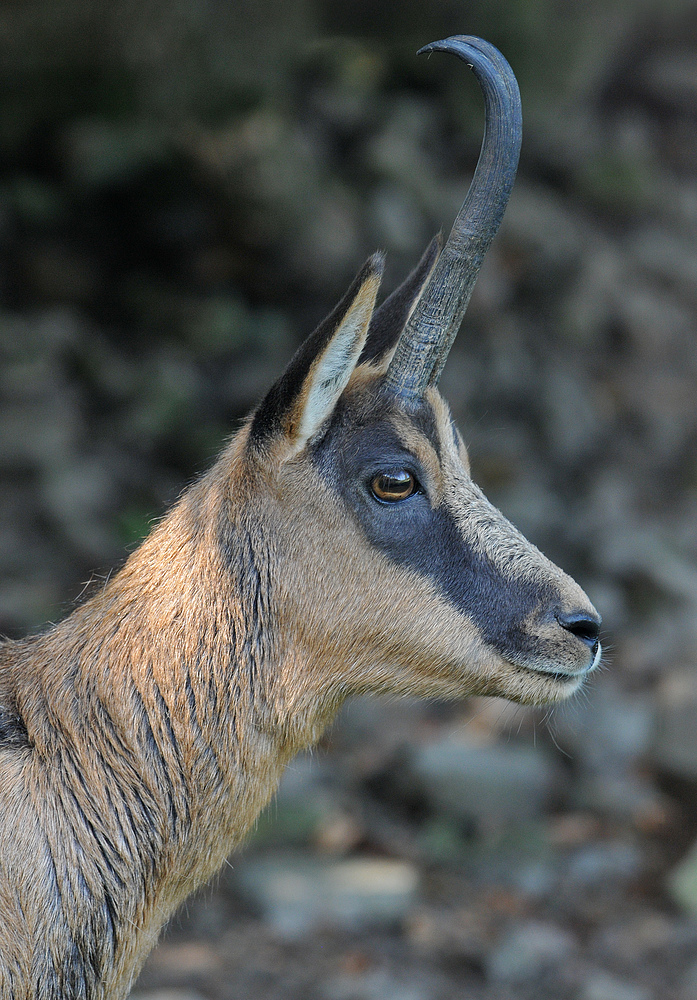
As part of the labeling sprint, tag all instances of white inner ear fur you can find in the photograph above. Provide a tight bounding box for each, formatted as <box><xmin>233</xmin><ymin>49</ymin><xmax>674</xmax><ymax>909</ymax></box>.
<box><xmin>295</xmin><ymin>276</ymin><xmax>380</xmax><ymax>447</ymax></box>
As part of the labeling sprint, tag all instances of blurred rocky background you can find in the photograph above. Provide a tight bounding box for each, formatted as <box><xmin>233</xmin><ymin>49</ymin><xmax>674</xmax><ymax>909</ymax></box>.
<box><xmin>3</xmin><ymin>0</ymin><xmax>697</xmax><ymax>997</ymax></box>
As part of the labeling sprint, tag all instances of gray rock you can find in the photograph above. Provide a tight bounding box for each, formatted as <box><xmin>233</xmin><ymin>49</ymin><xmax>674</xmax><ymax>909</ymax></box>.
<box><xmin>591</xmin><ymin>909</ymin><xmax>697</xmax><ymax>967</ymax></box>
<box><xmin>565</xmin><ymin>841</ymin><xmax>642</xmax><ymax>889</ymax></box>
<box><xmin>573</xmin><ymin>773</ymin><xmax>667</xmax><ymax>824</ymax></box>
<box><xmin>579</xmin><ymin>970</ymin><xmax>652</xmax><ymax>1000</ymax></box>
<box><xmin>408</xmin><ymin>733</ymin><xmax>560</xmax><ymax>829</ymax></box>
<box><xmin>486</xmin><ymin>921</ymin><xmax>576</xmax><ymax>984</ymax></box>
<box><xmin>232</xmin><ymin>854</ymin><xmax>418</xmax><ymax>938</ymax></box>
<box><xmin>323</xmin><ymin>969</ymin><xmax>431</xmax><ymax>1000</ymax></box>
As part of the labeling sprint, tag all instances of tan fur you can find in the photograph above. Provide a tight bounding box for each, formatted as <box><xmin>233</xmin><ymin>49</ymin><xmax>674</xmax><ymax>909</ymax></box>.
<box><xmin>0</xmin><ymin>276</ymin><xmax>599</xmax><ymax>999</ymax></box>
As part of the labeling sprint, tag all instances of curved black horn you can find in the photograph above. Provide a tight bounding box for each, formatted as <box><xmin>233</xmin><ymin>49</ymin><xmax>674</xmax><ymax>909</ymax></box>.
<box><xmin>384</xmin><ymin>36</ymin><xmax>522</xmax><ymax>399</ymax></box>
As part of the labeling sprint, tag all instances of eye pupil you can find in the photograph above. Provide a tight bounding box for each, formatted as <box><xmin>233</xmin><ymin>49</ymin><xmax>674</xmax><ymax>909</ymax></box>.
<box><xmin>371</xmin><ymin>471</ymin><xmax>416</xmax><ymax>502</ymax></box>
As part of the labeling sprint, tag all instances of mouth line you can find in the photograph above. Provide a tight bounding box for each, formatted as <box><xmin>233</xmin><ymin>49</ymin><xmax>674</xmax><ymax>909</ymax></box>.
<box><xmin>523</xmin><ymin>642</ymin><xmax>602</xmax><ymax>684</ymax></box>
<box><xmin>525</xmin><ymin>666</ymin><xmax>582</xmax><ymax>683</ymax></box>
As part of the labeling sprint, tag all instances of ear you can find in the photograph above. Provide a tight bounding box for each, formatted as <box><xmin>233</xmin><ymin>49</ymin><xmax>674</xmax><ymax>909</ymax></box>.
<box><xmin>358</xmin><ymin>234</ymin><xmax>441</xmax><ymax>368</ymax></box>
<box><xmin>248</xmin><ymin>253</ymin><xmax>384</xmax><ymax>455</ymax></box>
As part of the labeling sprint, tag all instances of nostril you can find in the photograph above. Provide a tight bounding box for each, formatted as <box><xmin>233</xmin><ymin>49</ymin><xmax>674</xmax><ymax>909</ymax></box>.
<box><xmin>555</xmin><ymin>611</ymin><xmax>601</xmax><ymax>650</ymax></box>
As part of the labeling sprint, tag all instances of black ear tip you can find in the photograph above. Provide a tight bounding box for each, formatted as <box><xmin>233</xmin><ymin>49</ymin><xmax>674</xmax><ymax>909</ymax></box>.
<box><xmin>365</xmin><ymin>250</ymin><xmax>386</xmax><ymax>281</ymax></box>
<box><xmin>247</xmin><ymin>251</ymin><xmax>385</xmax><ymax>453</ymax></box>
<box><xmin>351</xmin><ymin>251</ymin><xmax>385</xmax><ymax>297</ymax></box>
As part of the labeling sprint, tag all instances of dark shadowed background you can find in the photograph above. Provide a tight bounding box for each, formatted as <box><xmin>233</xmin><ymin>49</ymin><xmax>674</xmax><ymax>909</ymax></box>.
<box><xmin>3</xmin><ymin>1</ymin><xmax>697</xmax><ymax>998</ymax></box>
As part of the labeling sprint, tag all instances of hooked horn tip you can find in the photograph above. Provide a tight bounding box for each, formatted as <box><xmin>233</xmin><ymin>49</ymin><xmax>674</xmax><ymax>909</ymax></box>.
<box><xmin>389</xmin><ymin>34</ymin><xmax>521</xmax><ymax>397</ymax></box>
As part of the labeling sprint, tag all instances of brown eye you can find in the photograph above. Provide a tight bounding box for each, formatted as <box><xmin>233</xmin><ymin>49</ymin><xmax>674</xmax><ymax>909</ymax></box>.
<box><xmin>371</xmin><ymin>470</ymin><xmax>417</xmax><ymax>502</ymax></box>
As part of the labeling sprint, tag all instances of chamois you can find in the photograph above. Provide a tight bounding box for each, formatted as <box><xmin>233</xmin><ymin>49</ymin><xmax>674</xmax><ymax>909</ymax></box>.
<box><xmin>0</xmin><ymin>36</ymin><xmax>601</xmax><ymax>1000</ymax></box>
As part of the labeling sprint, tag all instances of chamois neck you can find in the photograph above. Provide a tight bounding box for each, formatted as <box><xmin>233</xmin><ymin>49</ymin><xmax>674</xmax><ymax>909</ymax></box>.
<box><xmin>17</xmin><ymin>471</ymin><xmax>290</xmax><ymax>820</ymax></box>
<box><xmin>2</xmin><ymin>457</ymin><xmax>337</xmax><ymax>994</ymax></box>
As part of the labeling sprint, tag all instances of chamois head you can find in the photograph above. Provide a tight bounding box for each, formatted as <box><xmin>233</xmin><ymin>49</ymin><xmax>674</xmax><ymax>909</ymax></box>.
<box><xmin>230</xmin><ymin>36</ymin><xmax>601</xmax><ymax>714</ymax></box>
<box><xmin>0</xmin><ymin>39</ymin><xmax>603</xmax><ymax>1000</ymax></box>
